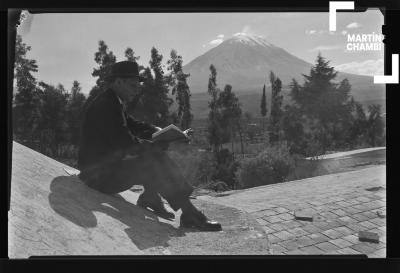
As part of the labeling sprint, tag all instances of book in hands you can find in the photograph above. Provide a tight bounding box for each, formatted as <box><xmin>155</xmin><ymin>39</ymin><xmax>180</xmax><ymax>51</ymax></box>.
<box><xmin>152</xmin><ymin>124</ymin><xmax>191</xmax><ymax>143</ymax></box>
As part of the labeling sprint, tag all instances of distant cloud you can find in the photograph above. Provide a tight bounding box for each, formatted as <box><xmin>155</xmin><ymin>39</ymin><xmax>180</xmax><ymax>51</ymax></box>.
<box><xmin>346</xmin><ymin>22</ymin><xmax>361</xmax><ymax>29</ymax></box>
<box><xmin>209</xmin><ymin>38</ymin><xmax>224</xmax><ymax>46</ymax></box>
<box><xmin>306</xmin><ymin>29</ymin><xmax>338</xmax><ymax>36</ymax></box>
<box><xmin>336</xmin><ymin>59</ymin><xmax>384</xmax><ymax>76</ymax></box>
<box><xmin>305</xmin><ymin>30</ymin><xmax>317</xmax><ymax>35</ymax></box>
<box><xmin>309</xmin><ymin>45</ymin><xmax>342</xmax><ymax>52</ymax></box>
<box><xmin>203</xmin><ymin>34</ymin><xmax>225</xmax><ymax>48</ymax></box>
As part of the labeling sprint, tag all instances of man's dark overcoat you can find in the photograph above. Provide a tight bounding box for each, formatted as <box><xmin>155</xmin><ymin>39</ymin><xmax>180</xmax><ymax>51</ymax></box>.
<box><xmin>78</xmin><ymin>88</ymin><xmax>158</xmax><ymax>178</ymax></box>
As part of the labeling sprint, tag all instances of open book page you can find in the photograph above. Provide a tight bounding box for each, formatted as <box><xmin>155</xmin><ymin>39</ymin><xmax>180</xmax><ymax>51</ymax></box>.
<box><xmin>152</xmin><ymin>124</ymin><xmax>191</xmax><ymax>143</ymax></box>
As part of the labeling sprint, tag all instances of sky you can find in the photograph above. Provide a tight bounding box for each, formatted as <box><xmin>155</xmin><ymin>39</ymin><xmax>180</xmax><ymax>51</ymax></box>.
<box><xmin>18</xmin><ymin>10</ymin><xmax>384</xmax><ymax>94</ymax></box>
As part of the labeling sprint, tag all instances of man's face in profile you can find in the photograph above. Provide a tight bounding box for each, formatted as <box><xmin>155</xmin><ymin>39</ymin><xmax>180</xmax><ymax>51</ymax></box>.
<box><xmin>114</xmin><ymin>77</ymin><xmax>141</xmax><ymax>102</ymax></box>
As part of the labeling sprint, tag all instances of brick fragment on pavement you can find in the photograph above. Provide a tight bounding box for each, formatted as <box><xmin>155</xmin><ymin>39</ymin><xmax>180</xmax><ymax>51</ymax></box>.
<box><xmin>358</xmin><ymin>231</ymin><xmax>380</xmax><ymax>243</ymax></box>
<box><xmin>294</xmin><ymin>210</ymin><xmax>313</xmax><ymax>222</ymax></box>
<box><xmin>376</xmin><ymin>210</ymin><xmax>386</xmax><ymax>218</ymax></box>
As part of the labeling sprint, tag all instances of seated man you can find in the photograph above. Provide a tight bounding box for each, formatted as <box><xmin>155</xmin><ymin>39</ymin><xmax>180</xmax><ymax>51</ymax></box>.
<box><xmin>78</xmin><ymin>61</ymin><xmax>221</xmax><ymax>231</ymax></box>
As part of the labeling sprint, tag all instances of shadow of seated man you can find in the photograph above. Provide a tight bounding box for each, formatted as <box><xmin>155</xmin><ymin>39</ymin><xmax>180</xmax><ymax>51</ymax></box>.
<box><xmin>48</xmin><ymin>175</ymin><xmax>184</xmax><ymax>250</ymax></box>
<box><xmin>77</xmin><ymin>61</ymin><xmax>222</xmax><ymax>232</ymax></box>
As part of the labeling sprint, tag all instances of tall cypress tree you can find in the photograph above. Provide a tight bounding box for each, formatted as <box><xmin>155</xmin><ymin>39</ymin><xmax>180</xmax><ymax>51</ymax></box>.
<box><xmin>269</xmin><ymin>71</ymin><xmax>283</xmax><ymax>143</ymax></box>
<box><xmin>207</xmin><ymin>64</ymin><xmax>222</xmax><ymax>152</ymax></box>
<box><xmin>167</xmin><ymin>49</ymin><xmax>193</xmax><ymax>129</ymax></box>
<box><xmin>260</xmin><ymin>83</ymin><xmax>267</xmax><ymax>130</ymax></box>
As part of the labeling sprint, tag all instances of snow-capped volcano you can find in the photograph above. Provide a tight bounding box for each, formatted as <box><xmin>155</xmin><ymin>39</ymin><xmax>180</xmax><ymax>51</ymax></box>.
<box><xmin>183</xmin><ymin>33</ymin><xmax>384</xmax><ymax>118</ymax></box>
<box><xmin>228</xmin><ymin>33</ymin><xmax>274</xmax><ymax>47</ymax></box>
<box><xmin>183</xmin><ymin>33</ymin><xmax>314</xmax><ymax>92</ymax></box>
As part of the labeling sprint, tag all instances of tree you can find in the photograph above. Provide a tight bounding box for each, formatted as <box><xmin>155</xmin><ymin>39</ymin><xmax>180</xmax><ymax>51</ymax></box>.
<box><xmin>207</xmin><ymin>64</ymin><xmax>223</xmax><ymax>152</ymax></box>
<box><xmin>66</xmin><ymin>81</ymin><xmax>87</xmax><ymax>146</ymax></box>
<box><xmin>366</xmin><ymin>104</ymin><xmax>384</xmax><ymax>146</ymax></box>
<box><xmin>86</xmin><ymin>40</ymin><xmax>117</xmax><ymax>106</ymax></box>
<box><xmin>283</xmin><ymin>54</ymin><xmax>356</xmax><ymax>156</ymax></box>
<box><xmin>129</xmin><ymin>47</ymin><xmax>172</xmax><ymax>127</ymax></box>
<box><xmin>13</xmin><ymin>35</ymin><xmax>42</xmax><ymax>148</ymax></box>
<box><xmin>124</xmin><ymin>47</ymin><xmax>140</xmax><ymax>62</ymax></box>
<box><xmin>218</xmin><ymin>84</ymin><xmax>242</xmax><ymax>152</ymax></box>
<box><xmin>269</xmin><ymin>71</ymin><xmax>283</xmax><ymax>143</ymax></box>
<box><xmin>260</xmin><ymin>83</ymin><xmax>267</xmax><ymax>130</ymax></box>
<box><xmin>37</xmin><ymin>83</ymin><xmax>69</xmax><ymax>156</ymax></box>
<box><xmin>167</xmin><ymin>49</ymin><xmax>193</xmax><ymax>129</ymax></box>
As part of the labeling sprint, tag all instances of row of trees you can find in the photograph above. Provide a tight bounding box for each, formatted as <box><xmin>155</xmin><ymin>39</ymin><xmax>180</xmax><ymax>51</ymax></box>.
<box><xmin>12</xmin><ymin>35</ymin><xmax>193</xmax><ymax>163</ymax></box>
<box><xmin>259</xmin><ymin>54</ymin><xmax>385</xmax><ymax>157</ymax></box>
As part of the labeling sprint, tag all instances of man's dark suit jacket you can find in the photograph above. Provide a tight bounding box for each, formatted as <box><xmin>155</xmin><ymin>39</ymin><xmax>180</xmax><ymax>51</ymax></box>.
<box><xmin>78</xmin><ymin>88</ymin><xmax>158</xmax><ymax>178</ymax></box>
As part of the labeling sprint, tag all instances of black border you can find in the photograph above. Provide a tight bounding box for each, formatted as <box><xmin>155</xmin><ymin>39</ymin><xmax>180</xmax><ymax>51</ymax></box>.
<box><xmin>2</xmin><ymin>0</ymin><xmax>400</xmax><ymax>271</ymax></box>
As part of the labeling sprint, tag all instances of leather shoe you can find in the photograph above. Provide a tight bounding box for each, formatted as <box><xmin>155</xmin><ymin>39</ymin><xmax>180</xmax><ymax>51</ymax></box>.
<box><xmin>180</xmin><ymin>209</ymin><xmax>222</xmax><ymax>231</ymax></box>
<box><xmin>137</xmin><ymin>193</ymin><xmax>175</xmax><ymax>220</ymax></box>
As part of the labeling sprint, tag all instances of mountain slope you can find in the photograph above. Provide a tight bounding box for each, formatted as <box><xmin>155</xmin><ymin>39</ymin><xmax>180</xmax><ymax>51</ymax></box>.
<box><xmin>183</xmin><ymin>33</ymin><xmax>385</xmax><ymax>118</ymax></box>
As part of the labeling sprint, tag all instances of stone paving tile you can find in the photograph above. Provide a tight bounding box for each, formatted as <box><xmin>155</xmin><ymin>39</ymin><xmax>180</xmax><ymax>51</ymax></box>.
<box><xmin>329</xmin><ymin>238</ymin><xmax>354</xmax><ymax>248</ymax></box>
<box><xmin>342</xmin><ymin>234</ymin><xmax>360</xmax><ymax>244</ymax></box>
<box><xmin>338</xmin><ymin>216</ymin><xmax>358</xmax><ymax>224</ymax></box>
<box><xmin>269</xmin><ymin>223</ymin><xmax>287</xmax><ymax>232</ymax></box>
<box><xmin>333</xmin><ymin>226</ymin><xmax>354</xmax><ymax>236</ymax></box>
<box><xmin>341</xmin><ymin>207</ymin><xmax>362</xmax><ymax>214</ymax></box>
<box><xmin>369</xmin><ymin>217</ymin><xmax>386</xmax><ymax>226</ymax></box>
<box><xmin>256</xmin><ymin>218</ymin><xmax>268</xmax><ymax>225</ymax></box>
<box><xmin>286</xmin><ymin>227</ymin><xmax>309</xmax><ymax>237</ymax></box>
<box><xmin>331</xmin><ymin>209</ymin><xmax>347</xmax><ymax>217</ymax></box>
<box><xmin>353</xmin><ymin>204</ymin><xmax>371</xmax><ymax>213</ymax></box>
<box><xmin>293</xmin><ymin>236</ymin><xmax>316</xmax><ymax>248</ymax></box>
<box><xmin>277</xmin><ymin>213</ymin><xmax>294</xmax><ymax>221</ymax></box>
<box><xmin>336</xmin><ymin>247</ymin><xmax>363</xmax><ymax>255</ymax></box>
<box><xmin>315</xmin><ymin>242</ymin><xmax>340</xmax><ymax>252</ymax></box>
<box><xmin>307</xmin><ymin>233</ymin><xmax>331</xmax><ymax>243</ymax></box>
<box><xmin>270</xmin><ymin>244</ymin><xmax>288</xmax><ymax>254</ymax></box>
<box><xmin>369</xmin><ymin>248</ymin><xmax>386</xmax><ymax>258</ymax></box>
<box><xmin>262</xmin><ymin>215</ymin><xmax>283</xmax><ymax>223</ymax></box>
<box><xmin>275</xmin><ymin>207</ymin><xmax>289</xmax><ymax>213</ymax></box>
<box><xmin>280</xmin><ymin>220</ymin><xmax>303</xmax><ymax>229</ymax></box>
<box><xmin>279</xmin><ymin>240</ymin><xmax>301</xmax><ymax>251</ymax></box>
<box><xmin>322</xmin><ymin>229</ymin><xmax>343</xmax><ymax>239</ymax></box>
<box><xmin>358</xmin><ymin>220</ymin><xmax>380</xmax><ymax>229</ymax></box>
<box><xmin>268</xmin><ymin>234</ymin><xmax>283</xmax><ymax>244</ymax></box>
<box><xmin>262</xmin><ymin>226</ymin><xmax>275</xmax><ymax>234</ymax></box>
<box><xmin>299</xmin><ymin>245</ymin><xmax>325</xmax><ymax>255</ymax></box>
<box><xmin>302</xmin><ymin>224</ymin><xmax>322</xmax><ymax>234</ymax></box>
<box><xmin>325</xmin><ymin>219</ymin><xmax>345</xmax><ymax>229</ymax></box>
<box><xmin>261</xmin><ymin>209</ymin><xmax>279</xmax><ymax>216</ymax></box>
<box><xmin>320</xmin><ymin>211</ymin><xmax>340</xmax><ymax>219</ymax></box>
<box><xmin>347</xmin><ymin>223</ymin><xmax>369</xmax><ymax>232</ymax></box>
<box><xmin>368</xmin><ymin>228</ymin><xmax>385</xmax><ymax>238</ymax></box>
<box><xmin>350</xmin><ymin>242</ymin><xmax>377</xmax><ymax>254</ymax></box>
<box><xmin>356</xmin><ymin>196</ymin><xmax>372</xmax><ymax>203</ymax></box>
<box><xmin>312</xmin><ymin>222</ymin><xmax>332</xmax><ymax>231</ymax></box>
<box><xmin>274</xmin><ymin>230</ymin><xmax>296</xmax><ymax>241</ymax></box>
<box><xmin>336</xmin><ymin>201</ymin><xmax>352</xmax><ymax>207</ymax></box>
<box><xmin>285</xmin><ymin>249</ymin><xmax>307</xmax><ymax>255</ymax></box>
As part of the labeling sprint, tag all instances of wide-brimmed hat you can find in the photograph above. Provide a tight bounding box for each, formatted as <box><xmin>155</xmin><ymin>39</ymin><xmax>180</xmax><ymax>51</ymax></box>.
<box><xmin>105</xmin><ymin>61</ymin><xmax>144</xmax><ymax>82</ymax></box>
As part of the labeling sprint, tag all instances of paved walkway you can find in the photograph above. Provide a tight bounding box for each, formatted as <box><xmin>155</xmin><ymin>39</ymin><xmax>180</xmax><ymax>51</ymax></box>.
<box><xmin>305</xmin><ymin>147</ymin><xmax>385</xmax><ymax>160</ymax></box>
<box><xmin>199</xmin><ymin>165</ymin><xmax>386</xmax><ymax>257</ymax></box>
